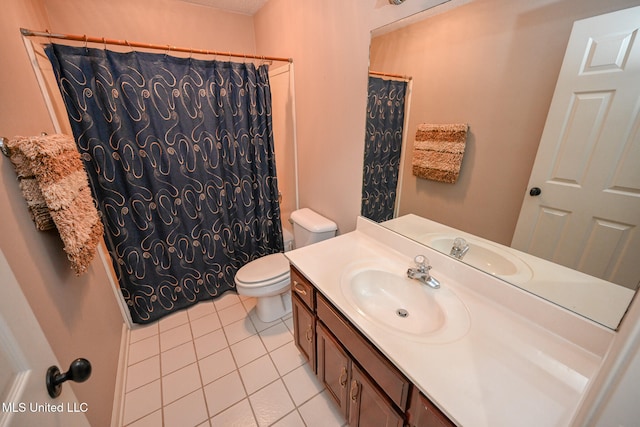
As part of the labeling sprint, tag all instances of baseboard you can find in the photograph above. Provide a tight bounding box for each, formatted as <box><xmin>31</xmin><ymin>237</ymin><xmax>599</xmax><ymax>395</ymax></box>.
<box><xmin>111</xmin><ymin>323</ymin><xmax>130</xmax><ymax>427</ymax></box>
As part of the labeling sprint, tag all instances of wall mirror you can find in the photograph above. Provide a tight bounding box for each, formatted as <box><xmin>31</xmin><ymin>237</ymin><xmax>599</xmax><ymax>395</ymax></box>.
<box><xmin>365</xmin><ymin>0</ymin><xmax>640</xmax><ymax>330</ymax></box>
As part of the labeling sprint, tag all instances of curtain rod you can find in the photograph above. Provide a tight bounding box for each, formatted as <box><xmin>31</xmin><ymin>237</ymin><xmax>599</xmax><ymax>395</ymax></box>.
<box><xmin>369</xmin><ymin>70</ymin><xmax>412</xmax><ymax>81</ymax></box>
<box><xmin>20</xmin><ymin>28</ymin><xmax>293</xmax><ymax>63</ymax></box>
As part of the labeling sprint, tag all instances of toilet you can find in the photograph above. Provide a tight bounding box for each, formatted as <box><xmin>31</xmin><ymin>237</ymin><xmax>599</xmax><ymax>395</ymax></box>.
<box><xmin>234</xmin><ymin>208</ymin><xmax>337</xmax><ymax>322</ymax></box>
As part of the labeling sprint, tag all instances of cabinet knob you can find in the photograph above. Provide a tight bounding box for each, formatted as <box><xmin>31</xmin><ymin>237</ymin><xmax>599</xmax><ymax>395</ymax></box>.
<box><xmin>305</xmin><ymin>325</ymin><xmax>313</xmax><ymax>342</ymax></box>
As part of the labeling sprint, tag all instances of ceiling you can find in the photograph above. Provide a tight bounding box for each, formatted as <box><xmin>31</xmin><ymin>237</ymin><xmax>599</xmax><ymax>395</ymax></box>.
<box><xmin>176</xmin><ymin>0</ymin><xmax>268</xmax><ymax>15</ymax></box>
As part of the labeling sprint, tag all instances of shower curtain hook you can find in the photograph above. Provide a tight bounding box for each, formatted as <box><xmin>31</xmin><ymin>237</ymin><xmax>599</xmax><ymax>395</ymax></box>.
<box><xmin>102</xmin><ymin>37</ymin><xmax>107</xmax><ymax>51</ymax></box>
<box><xmin>45</xmin><ymin>29</ymin><xmax>52</xmax><ymax>45</ymax></box>
<box><xmin>83</xmin><ymin>34</ymin><xmax>88</xmax><ymax>52</ymax></box>
<box><xmin>125</xmin><ymin>39</ymin><xmax>133</xmax><ymax>53</ymax></box>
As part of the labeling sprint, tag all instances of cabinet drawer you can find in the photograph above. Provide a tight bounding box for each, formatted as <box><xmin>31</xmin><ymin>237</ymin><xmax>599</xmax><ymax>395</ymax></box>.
<box><xmin>316</xmin><ymin>294</ymin><xmax>410</xmax><ymax>410</ymax></box>
<box><xmin>290</xmin><ymin>266</ymin><xmax>315</xmax><ymax>309</ymax></box>
<box><xmin>407</xmin><ymin>386</ymin><xmax>456</xmax><ymax>427</ymax></box>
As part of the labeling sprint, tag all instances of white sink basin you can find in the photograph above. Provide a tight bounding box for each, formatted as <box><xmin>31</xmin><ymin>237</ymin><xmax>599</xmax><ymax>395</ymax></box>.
<box><xmin>340</xmin><ymin>262</ymin><xmax>470</xmax><ymax>343</ymax></box>
<box><xmin>424</xmin><ymin>234</ymin><xmax>533</xmax><ymax>282</ymax></box>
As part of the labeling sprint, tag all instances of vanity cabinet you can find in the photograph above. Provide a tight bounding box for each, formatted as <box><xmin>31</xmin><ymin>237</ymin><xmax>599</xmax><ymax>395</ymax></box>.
<box><xmin>291</xmin><ymin>266</ymin><xmax>455</xmax><ymax>427</ymax></box>
<box><xmin>407</xmin><ymin>387</ymin><xmax>456</xmax><ymax>427</ymax></box>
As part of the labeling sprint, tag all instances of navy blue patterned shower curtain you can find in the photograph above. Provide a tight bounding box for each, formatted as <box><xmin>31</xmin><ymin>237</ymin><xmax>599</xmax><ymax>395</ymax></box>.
<box><xmin>361</xmin><ymin>76</ymin><xmax>407</xmax><ymax>222</ymax></box>
<box><xmin>46</xmin><ymin>44</ymin><xmax>283</xmax><ymax>324</ymax></box>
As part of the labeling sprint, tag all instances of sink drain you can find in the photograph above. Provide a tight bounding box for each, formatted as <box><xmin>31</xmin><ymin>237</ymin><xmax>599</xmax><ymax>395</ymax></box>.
<box><xmin>396</xmin><ymin>308</ymin><xmax>409</xmax><ymax>318</ymax></box>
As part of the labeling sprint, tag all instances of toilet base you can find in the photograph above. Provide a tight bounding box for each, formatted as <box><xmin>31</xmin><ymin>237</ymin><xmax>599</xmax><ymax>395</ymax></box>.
<box><xmin>255</xmin><ymin>290</ymin><xmax>292</xmax><ymax>323</ymax></box>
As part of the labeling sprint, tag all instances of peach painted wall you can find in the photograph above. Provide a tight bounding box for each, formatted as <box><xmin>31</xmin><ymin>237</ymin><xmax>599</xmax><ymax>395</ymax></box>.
<box><xmin>370</xmin><ymin>0</ymin><xmax>640</xmax><ymax>246</ymax></box>
<box><xmin>254</xmin><ymin>0</ymin><xmax>372</xmax><ymax>234</ymax></box>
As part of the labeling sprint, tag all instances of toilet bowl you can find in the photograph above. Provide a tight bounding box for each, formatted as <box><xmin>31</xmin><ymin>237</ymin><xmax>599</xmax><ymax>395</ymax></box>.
<box><xmin>234</xmin><ymin>209</ymin><xmax>337</xmax><ymax>322</ymax></box>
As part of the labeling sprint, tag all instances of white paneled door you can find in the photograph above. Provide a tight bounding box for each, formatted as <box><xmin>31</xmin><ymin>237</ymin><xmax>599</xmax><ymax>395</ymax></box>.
<box><xmin>512</xmin><ymin>6</ymin><xmax>640</xmax><ymax>291</ymax></box>
<box><xmin>0</xmin><ymin>249</ymin><xmax>89</xmax><ymax>427</ymax></box>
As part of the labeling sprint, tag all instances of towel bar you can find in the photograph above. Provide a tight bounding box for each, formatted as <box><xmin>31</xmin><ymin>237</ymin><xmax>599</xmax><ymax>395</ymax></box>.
<box><xmin>0</xmin><ymin>136</ymin><xmax>8</xmax><ymax>157</ymax></box>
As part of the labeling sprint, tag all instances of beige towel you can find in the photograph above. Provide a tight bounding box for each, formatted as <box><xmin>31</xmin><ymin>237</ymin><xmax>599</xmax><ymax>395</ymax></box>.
<box><xmin>412</xmin><ymin>123</ymin><xmax>469</xmax><ymax>183</ymax></box>
<box><xmin>7</xmin><ymin>135</ymin><xmax>104</xmax><ymax>275</ymax></box>
<box><xmin>7</xmin><ymin>146</ymin><xmax>56</xmax><ymax>231</ymax></box>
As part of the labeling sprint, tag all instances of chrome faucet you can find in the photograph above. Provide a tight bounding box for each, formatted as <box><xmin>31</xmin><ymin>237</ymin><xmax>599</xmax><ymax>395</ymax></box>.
<box><xmin>407</xmin><ymin>255</ymin><xmax>440</xmax><ymax>289</ymax></box>
<box><xmin>450</xmin><ymin>237</ymin><xmax>470</xmax><ymax>260</ymax></box>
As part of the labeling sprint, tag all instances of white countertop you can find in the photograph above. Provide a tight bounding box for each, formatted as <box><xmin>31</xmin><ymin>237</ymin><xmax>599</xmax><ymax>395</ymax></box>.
<box><xmin>285</xmin><ymin>217</ymin><xmax>612</xmax><ymax>427</ymax></box>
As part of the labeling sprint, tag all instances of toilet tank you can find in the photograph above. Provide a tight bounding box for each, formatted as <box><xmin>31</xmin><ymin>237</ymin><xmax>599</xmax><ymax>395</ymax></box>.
<box><xmin>290</xmin><ymin>208</ymin><xmax>337</xmax><ymax>248</ymax></box>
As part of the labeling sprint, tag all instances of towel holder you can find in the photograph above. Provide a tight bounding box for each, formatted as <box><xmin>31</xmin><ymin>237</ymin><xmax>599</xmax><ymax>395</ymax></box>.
<box><xmin>0</xmin><ymin>136</ymin><xmax>8</xmax><ymax>157</ymax></box>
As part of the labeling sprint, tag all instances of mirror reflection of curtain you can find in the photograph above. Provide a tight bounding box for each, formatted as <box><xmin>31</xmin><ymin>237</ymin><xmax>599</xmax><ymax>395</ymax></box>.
<box><xmin>45</xmin><ymin>44</ymin><xmax>283</xmax><ymax>324</ymax></box>
<box><xmin>361</xmin><ymin>76</ymin><xmax>407</xmax><ymax>222</ymax></box>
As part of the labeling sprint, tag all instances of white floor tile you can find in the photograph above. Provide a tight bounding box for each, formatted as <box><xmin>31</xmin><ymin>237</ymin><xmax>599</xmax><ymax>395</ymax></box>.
<box><xmin>238</xmin><ymin>354</ymin><xmax>279</xmax><ymax>395</ymax></box>
<box><xmin>123</xmin><ymin>299</ymin><xmax>348</xmax><ymax>427</ymax></box>
<box><xmin>128</xmin><ymin>335</ymin><xmax>160</xmax><ymax>366</ymax></box>
<box><xmin>122</xmin><ymin>380</ymin><xmax>162</xmax><ymax>425</ymax></box>
<box><xmin>199</xmin><ymin>347</ymin><xmax>237</xmax><ymax>385</ymax></box>
<box><xmin>161</xmin><ymin>341</ymin><xmax>197</xmax><ymax>375</ymax></box>
<box><xmin>282</xmin><ymin>363</ymin><xmax>324</xmax><ymax>406</ymax></box>
<box><xmin>210</xmin><ymin>398</ymin><xmax>258</xmax><ymax>427</ymax></box>
<box><xmin>190</xmin><ymin>312</ymin><xmax>222</xmax><ymax>338</ymax></box>
<box><xmin>126</xmin><ymin>355</ymin><xmax>160</xmax><ymax>392</ymax></box>
<box><xmin>124</xmin><ymin>409</ymin><xmax>162</xmax><ymax>427</ymax></box>
<box><xmin>259</xmin><ymin>322</ymin><xmax>293</xmax><ymax>352</ymax></box>
<box><xmin>269</xmin><ymin>341</ymin><xmax>306</xmax><ymax>376</ymax></box>
<box><xmin>218</xmin><ymin>303</ymin><xmax>249</xmax><ymax>326</ymax></box>
<box><xmin>163</xmin><ymin>389</ymin><xmax>208</xmax><ymax>427</ymax></box>
<box><xmin>214</xmin><ymin>292</ymin><xmax>243</xmax><ymax>310</ymax></box>
<box><xmin>230</xmin><ymin>334</ymin><xmax>267</xmax><ymax>367</ymax></box>
<box><xmin>204</xmin><ymin>371</ymin><xmax>247</xmax><ymax>417</ymax></box>
<box><xmin>129</xmin><ymin>323</ymin><xmax>158</xmax><ymax>344</ymax></box>
<box><xmin>298</xmin><ymin>391</ymin><xmax>346</xmax><ymax>427</ymax></box>
<box><xmin>160</xmin><ymin>322</ymin><xmax>193</xmax><ymax>352</ymax></box>
<box><xmin>271</xmin><ymin>410</ymin><xmax>305</xmax><ymax>427</ymax></box>
<box><xmin>159</xmin><ymin>310</ymin><xmax>189</xmax><ymax>332</ymax></box>
<box><xmin>248</xmin><ymin>379</ymin><xmax>296</xmax><ymax>427</ymax></box>
<box><xmin>194</xmin><ymin>328</ymin><xmax>228</xmax><ymax>359</ymax></box>
<box><xmin>283</xmin><ymin>315</ymin><xmax>294</xmax><ymax>334</ymax></box>
<box><xmin>188</xmin><ymin>300</ymin><xmax>216</xmax><ymax>320</ymax></box>
<box><xmin>224</xmin><ymin>317</ymin><xmax>258</xmax><ymax>345</ymax></box>
<box><xmin>162</xmin><ymin>362</ymin><xmax>202</xmax><ymax>404</ymax></box>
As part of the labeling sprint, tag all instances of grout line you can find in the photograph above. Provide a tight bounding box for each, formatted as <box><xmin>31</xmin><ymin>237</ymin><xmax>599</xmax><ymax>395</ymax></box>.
<box><xmin>123</xmin><ymin>296</ymin><xmax>345</xmax><ymax>426</ymax></box>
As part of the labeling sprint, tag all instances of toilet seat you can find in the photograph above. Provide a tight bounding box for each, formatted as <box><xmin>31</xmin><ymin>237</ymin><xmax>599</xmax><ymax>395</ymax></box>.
<box><xmin>235</xmin><ymin>253</ymin><xmax>290</xmax><ymax>288</ymax></box>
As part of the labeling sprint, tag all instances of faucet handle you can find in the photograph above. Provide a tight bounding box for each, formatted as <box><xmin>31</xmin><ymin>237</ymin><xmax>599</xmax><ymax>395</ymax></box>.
<box><xmin>453</xmin><ymin>237</ymin><xmax>468</xmax><ymax>250</ymax></box>
<box><xmin>413</xmin><ymin>255</ymin><xmax>431</xmax><ymax>272</ymax></box>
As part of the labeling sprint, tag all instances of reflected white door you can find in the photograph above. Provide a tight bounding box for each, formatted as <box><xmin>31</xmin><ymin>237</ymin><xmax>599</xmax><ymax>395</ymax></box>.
<box><xmin>512</xmin><ymin>6</ymin><xmax>640</xmax><ymax>291</ymax></box>
<box><xmin>0</xmin><ymin>249</ymin><xmax>89</xmax><ymax>427</ymax></box>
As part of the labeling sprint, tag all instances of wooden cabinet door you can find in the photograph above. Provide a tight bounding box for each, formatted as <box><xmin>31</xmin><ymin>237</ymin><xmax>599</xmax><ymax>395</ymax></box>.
<box><xmin>316</xmin><ymin>323</ymin><xmax>351</xmax><ymax>417</ymax></box>
<box><xmin>348</xmin><ymin>364</ymin><xmax>404</xmax><ymax>427</ymax></box>
<box><xmin>292</xmin><ymin>294</ymin><xmax>315</xmax><ymax>371</ymax></box>
<box><xmin>407</xmin><ymin>387</ymin><xmax>456</xmax><ymax>427</ymax></box>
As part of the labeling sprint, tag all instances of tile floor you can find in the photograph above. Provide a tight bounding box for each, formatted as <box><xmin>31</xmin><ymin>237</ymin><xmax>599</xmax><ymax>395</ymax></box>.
<box><xmin>121</xmin><ymin>292</ymin><xmax>348</xmax><ymax>427</ymax></box>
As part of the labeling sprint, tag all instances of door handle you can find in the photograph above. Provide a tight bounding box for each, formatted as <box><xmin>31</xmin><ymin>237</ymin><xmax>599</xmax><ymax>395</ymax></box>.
<box><xmin>529</xmin><ymin>187</ymin><xmax>542</xmax><ymax>196</ymax></box>
<box><xmin>46</xmin><ymin>358</ymin><xmax>92</xmax><ymax>398</ymax></box>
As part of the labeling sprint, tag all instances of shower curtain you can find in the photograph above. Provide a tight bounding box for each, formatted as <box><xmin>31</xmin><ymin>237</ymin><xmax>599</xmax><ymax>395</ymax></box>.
<box><xmin>361</xmin><ymin>76</ymin><xmax>407</xmax><ymax>222</ymax></box>
<box><xmin>46</xmin><ymin>44</ymin><xmax>283</xmax><ymax>324</ymax></box>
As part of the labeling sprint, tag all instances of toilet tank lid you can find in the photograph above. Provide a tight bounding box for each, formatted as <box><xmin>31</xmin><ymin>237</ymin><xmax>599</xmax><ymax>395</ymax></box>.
<box><xmin>290</xmin><ymin>208</ymin><xmax>337</xmax><ymax>232</ymax></box>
